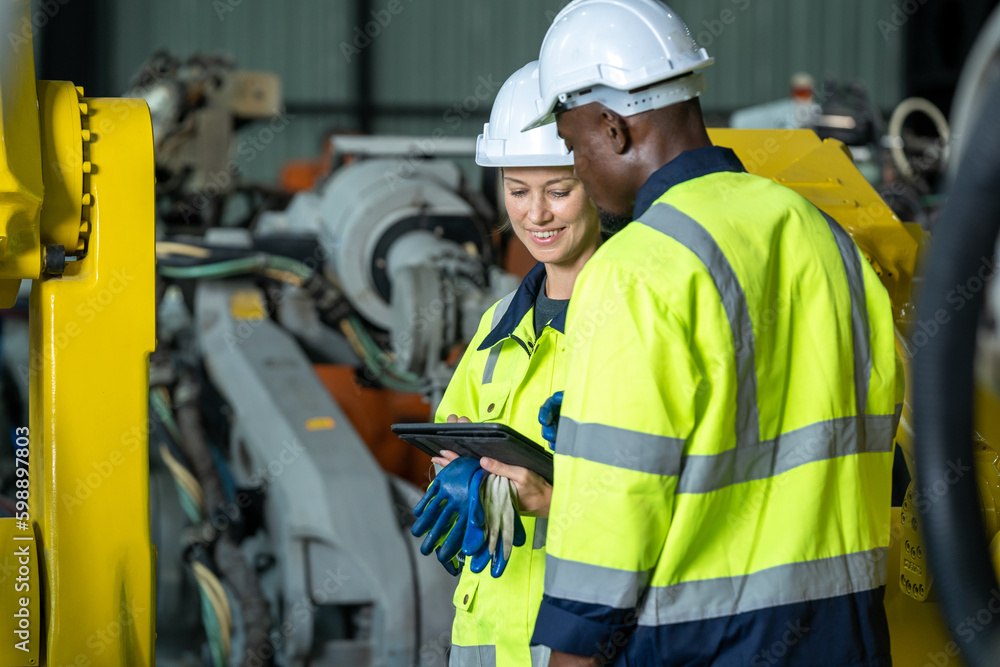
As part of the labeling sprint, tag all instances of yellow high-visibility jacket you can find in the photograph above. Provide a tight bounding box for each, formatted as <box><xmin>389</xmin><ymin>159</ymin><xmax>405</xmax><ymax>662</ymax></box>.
<box><xmin>438</xmin><ymin>262</ymin><xmax>565</xmax><ymax>667</ymax></box>
<box><xmin>532</xmin><ymin>146</ymin><xmax>900</xmax><ymax>666</ymax></box>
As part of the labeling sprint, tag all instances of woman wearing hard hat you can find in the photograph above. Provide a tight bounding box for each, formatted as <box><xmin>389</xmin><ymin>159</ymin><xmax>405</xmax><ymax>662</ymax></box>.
<box><xmin>411</xmin><ymin>60</ymin><xmax>602</xmax><ymax>666</ymax></box>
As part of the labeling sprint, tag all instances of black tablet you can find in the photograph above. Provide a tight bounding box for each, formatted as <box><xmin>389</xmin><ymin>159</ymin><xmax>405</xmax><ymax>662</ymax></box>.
<box><xmin>391</xmin><ymin>422</ymin><xmax>554</xmax><ymax>483</ymax></box>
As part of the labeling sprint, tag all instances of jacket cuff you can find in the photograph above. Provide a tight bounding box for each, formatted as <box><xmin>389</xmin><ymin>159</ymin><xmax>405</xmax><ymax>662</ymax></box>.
<box><xmin>531</xmin><ymin>597</ymin><xmax>636</xmax><ymax>658</ymax></box>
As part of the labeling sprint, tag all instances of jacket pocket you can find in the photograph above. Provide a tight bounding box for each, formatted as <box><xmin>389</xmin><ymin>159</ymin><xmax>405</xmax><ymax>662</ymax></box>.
<box><xmin>453</xmin><ymin>572</ymin><xmax>480</xmax><ymax>613</ymax></box>
<box><xmin>478</xmin><ymin>382</ymin><xmax>512</xmax><ymax>423</ymax></box>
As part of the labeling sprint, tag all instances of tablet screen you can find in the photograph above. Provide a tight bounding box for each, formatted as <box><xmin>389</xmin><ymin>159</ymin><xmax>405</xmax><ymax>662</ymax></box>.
<box><xmin>391</xmin><ymin>422</ymin><xmax>553</xmax><ymax>483</ymax></box>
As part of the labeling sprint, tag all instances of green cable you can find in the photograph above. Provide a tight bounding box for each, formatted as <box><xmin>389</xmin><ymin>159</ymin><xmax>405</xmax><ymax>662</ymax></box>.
<box><xmin>363</xmin><ymin>357</ymin><xmax>424</xmax><ymax>393</ymax></box>
<box><xmin>174</xmin><ymin>482</ymin><xmax>203</xmax><ymax>524</ymax></box>
<box><xmin>265</xmin><ymin>256</ymin><xmax>315</xmax><ymax>280</ymax></box>
<box><xmin>347</xmin><ymin>316</ymin><xmax>423</xmax><ymax>386</ymax></box>
<box><xmin>354</xmin><ymin>350</ymin><xmax>422</xmax><ymax>393</ymax></box>
<box><xmin>368</xmin><ymin>369</ymin><xmax>423</xmax><ymax>393</ymax></box>
<box><xmin>158</xmin><ymin>252</ymin><xmax>426</xmax><ymax>392</ymax></box>
<box><xmin>150</xmin><ymin>392</ymin><xmax>203</xmax><ymax>522</ymax></box>
<box><xmin>348</xmin><ymin>316</ymin><xmax>389</xmax><ymax>359</ymax></box>
<box><xmin>159</xmin><ymin>255</ymin><xmax>315</xmax><ymax>282</ymax></box>
<box><xmin>197</xmin><ymin>582</ymin><xmax>226</xmax><ymax>667</ymax></box>
<box><xmin>159</xmin><ymin>256</ymin><xmax>267</xmax><ymax>280</ymax></box>
<box><xmin>150</xmin><ymin>391</ymin><xmax>183</xmax><ymax>444</ymax></box>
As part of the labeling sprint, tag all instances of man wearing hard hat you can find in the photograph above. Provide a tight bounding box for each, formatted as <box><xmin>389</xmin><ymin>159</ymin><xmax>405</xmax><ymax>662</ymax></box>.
<box><xmin>525</xmin><ymin>1</ymin><xmax>900</xmax><ymax>665</ymax></box>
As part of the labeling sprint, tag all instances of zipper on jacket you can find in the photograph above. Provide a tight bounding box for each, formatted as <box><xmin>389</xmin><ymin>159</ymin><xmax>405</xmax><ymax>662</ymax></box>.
<box><xmin>510</xmin><ymin>334</ymin><xmax>533</xmax><ymax>356</ymax></box>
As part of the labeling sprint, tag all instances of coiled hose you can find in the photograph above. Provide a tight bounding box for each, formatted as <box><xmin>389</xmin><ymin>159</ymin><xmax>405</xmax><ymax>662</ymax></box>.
<box><xmin>913</xmin><ymin>73</ymin><xmax>1000</xmax><ymax>665</ymax></box>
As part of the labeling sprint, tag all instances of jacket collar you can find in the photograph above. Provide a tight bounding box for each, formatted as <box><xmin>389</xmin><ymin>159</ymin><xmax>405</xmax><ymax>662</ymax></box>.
<box><xmin>633</xmin><ymin>145</ymin><xmax>747</xmax><ymax>218</ymax></box>
<box><xmin>477</xmin><ymin>263</ymin><xmax>565</xmax><ymax>350</ymax></box>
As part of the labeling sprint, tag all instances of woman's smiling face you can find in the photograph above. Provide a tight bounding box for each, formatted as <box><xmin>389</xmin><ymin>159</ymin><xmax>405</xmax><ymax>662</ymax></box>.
<box><xmin>502</xmin><ymin>166</ymin><xmax>600</xmax><ymax>267</ymax></box>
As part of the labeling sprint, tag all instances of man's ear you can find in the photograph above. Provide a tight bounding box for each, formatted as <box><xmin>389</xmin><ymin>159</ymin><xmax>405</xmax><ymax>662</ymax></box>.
<box><xmin>600</xmin><ymin>107</ymin><xmax>630</xmax><ymax>155</ymax></box>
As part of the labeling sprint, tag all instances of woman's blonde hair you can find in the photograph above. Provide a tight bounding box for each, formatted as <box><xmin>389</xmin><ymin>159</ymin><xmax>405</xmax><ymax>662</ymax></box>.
<box><xmin>495</xmin><ymin>167</ymin><xmax>513</xmax><ymax>232</ymax></box>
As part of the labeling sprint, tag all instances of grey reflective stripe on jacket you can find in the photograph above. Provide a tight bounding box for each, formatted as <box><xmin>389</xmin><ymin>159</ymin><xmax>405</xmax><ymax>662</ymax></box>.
<box><xmin>530</xmin><ymin>644</ymin><xmax>551</xmax><ymax>666</ymax></box>
<box><xmin>449</xmin><ymin>643</ymin><xmax>550</xmax><ymax>666</ymax></box>
<box><xmin>482</xmin><ymin>291</ymin><xmax>516</xmax><ymax>385</ymax></box>
<box><xmin>558</xmin><ymin>418</ymin><xmax>684</xmax><ymax>477</ymax></box>
<box><xmin>636</xmin><ymin>203</ymin><xmax>875</xmax><ymax>449</ymax></box>
<box><xmin>450</xmin><ymin>644</ymin><xmax>496</xmax><ymax>667</ymax></box>
<box><xmin>558</xmin><ymin>412</ymin><xmax>893</xmax><ymax>495</ymax></box>
<box><xmin>637</xmin><ymin>203</ymin><xmax>761</xmax><ymax>449</ymax></box>
<box><xmin>820</xmin><ymin>211</ymin><xmax>873</xmax><ymax>419</ymax></box>
<box><xmin>543</xmin><ymin>547</ymin><xmax>887</xmax><ymax>625</ymax></box>
<box><xmin>636</xmin><ymin>548</ymin><xmax>887</xmax><ymax>626</ymax></box>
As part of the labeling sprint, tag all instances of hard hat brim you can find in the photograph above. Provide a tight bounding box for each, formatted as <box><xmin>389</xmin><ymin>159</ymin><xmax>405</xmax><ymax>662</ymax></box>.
<box><xmin>523</xmin><ymin>63</ymin><xmax>713</xmax><ymax>133</ymax></box>
<box><xmin>522</xmin><ymin>107</ymin><xmax>557</xmax><ymax>133</ymax></box>
<box><xmin>475</xmin><ymin>130</ymin><xmax>574</xmax><ymax>167</ymax></box>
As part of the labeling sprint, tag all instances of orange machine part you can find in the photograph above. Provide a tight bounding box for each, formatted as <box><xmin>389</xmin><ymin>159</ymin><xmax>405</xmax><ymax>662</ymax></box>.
<box><xmin>314</xmin><ymin>364</ymin><xmax>434</xmax><ymax>488</ymax></box>
<box><xmin>279</xmin><ymin>159</ymin><xmax>329</xmax><ymax>192</ymax></box>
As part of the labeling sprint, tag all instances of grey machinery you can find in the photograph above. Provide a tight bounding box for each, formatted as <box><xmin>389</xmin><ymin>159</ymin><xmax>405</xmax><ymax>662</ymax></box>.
<box><xmin>173</xmin><ymin>137</ymin><xmax>518</xmax><ymax>665</ymax></box>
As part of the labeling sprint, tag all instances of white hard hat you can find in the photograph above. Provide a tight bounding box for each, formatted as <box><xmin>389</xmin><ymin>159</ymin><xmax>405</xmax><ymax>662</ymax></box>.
<box><xmin>476</xmin><ymin>61</ymin><xmax>573</xmax><ymax>167</ymax></box>
<box><xmin>523</xmin><ymin>0</ymin><xmax>713</xmax><ymax>131</ymax></box>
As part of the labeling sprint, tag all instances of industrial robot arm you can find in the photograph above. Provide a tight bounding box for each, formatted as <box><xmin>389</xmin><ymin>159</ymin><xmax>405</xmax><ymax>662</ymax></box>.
<box><xmin>0</xmin><ymin>1</ymin><xmax>156</xmax><ymax>664</ymax></box>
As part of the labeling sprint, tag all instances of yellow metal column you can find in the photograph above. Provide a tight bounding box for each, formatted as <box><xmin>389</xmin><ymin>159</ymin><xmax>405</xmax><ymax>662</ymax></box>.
<box><xmin>1</xmin><ymin>1</ymin><xmax>155</xmax><ymax>663</ymax></box>
<box><xmin>28</xmin><ymin>94</ymin><xmax>156</xmax><ymax>663</ymax></box>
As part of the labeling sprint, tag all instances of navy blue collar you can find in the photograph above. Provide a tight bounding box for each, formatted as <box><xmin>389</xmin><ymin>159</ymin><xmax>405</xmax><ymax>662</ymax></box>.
<box><xmin>477</xmin><ymin>263</ymin><xmax>565</xmax><ymax>350</ymax></box>
<box><xmin>633</xmin><ymin>145</ymin><xmax>747</xmax><ymax>218</ymax></box>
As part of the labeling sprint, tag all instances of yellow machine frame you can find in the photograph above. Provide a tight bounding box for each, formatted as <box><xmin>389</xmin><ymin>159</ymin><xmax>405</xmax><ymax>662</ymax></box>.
<box><xmin>0</xmin><ymin>2</ymin><xmax>155</xmax><ymax>664</ymax></box>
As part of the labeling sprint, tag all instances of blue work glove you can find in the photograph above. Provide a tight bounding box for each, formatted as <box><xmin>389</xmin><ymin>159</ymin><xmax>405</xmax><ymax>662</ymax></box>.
<box><xmin>462</xmin><ymin>479</ymin><xmax>489</xmax><ymax>558</ymax></box>
<box><xmin>462</xmin><ymin>473</ymin><xmax>526</xmax><ymax>578</ymax></box>
<box><xmin>538</xmin><ymin>391</ymin><xmax>563</xmax><ymax>448</ymax></box>
<box><xmin>440</xmin><ymin>555</ymin><xmax>462</xmax><ymax>577</ymax></box>
<box><xmin>425</xmin><ymin>532</ymin><xmax>463</xmax><ymax>576</ymax></box>
<box><xmin>412</xmin><ymin>457</ymin><xmax>487</xmax><ymax>563</ymax></box>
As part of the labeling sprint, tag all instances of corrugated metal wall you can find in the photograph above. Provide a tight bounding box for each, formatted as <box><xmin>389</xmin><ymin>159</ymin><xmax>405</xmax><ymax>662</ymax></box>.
<box><xmin>673</xmin><ymin>0</ymin><xmax>903</xmax><ymax>112</ymax></box>
<box><xmin>109</xmin><ymin>0</ymin><xmax>904</xmax><ymax>182</ymax></box>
